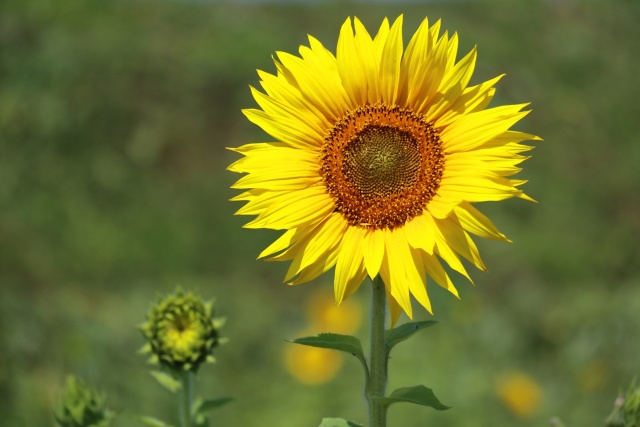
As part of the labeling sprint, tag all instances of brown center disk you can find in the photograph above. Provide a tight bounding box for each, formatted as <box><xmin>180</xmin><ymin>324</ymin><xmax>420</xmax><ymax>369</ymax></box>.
<box><xmin>321</xmin><ymin>104</ymin><xmax>445</xmax><ymax>230</ymax></box>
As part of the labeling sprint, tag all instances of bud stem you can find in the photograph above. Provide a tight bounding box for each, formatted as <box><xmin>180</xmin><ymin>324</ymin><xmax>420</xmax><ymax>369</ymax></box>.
<box><xmin>179</xmin><ymin>371</ymin><xmax>194</xmax><ymax>427</ymax></box>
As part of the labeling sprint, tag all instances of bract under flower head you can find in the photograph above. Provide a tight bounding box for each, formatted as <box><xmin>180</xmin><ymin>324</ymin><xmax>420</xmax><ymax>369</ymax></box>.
<box><xmin>229</xmin><ymin>16</ymin><xmax>539</xmax><ymax>324</ymax></box>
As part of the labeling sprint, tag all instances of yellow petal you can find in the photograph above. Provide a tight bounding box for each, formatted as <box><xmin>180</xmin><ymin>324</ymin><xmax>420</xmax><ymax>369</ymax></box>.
<box><xmin>434</xmin><ymin>74</ymin><xmax>504</xmax><ymax>128</ymax></box>
<box><xmin>386</xmin><ymin>284</ymin><xmax>404</xmax><ymax>327</ymax></box>
<box><xmin>440</xmin><ymin>104</ymin><xmax>530</xmax><ymax>152</ymax></box>
<box><xmin>259</xmin><ymin>228</ymin><xmax>299</xmax><ymax>259</ymax></box>
<box><xmin>244</xmin><ymin>186</ymin><xmax>333</xmax><ymax>230</ymax></box>
<box><xmin>489</xmin><ymin>131</ymin><xmax>541</xmax><ymax>146</ymax></box>
<box><xmin>228</xmin><ymin>144</ymin><xmax>318</xmax><ymax>174</ymax></box>
<box><xmin>334</xmin><ymin>226</ymin><xmax>367</xmax><ymax>304</ymax></box>
<box><xmin>336</xmin><ymin>17</ymin><xmax>368</xmax><ymax>106</ymax></box>
<box><xmin>283</xmin><ymin>214</ymin><xmax>348</xmax><ymax>280</ymax></box>
<box><xmin>424</xmin><ymin>213</ymin><xmax>472</xmax><ymax>283</ymax></box>
<box><xmin>276</xmin><ymin>48</ymin><xmax>351</xmax><ymax>123</ymax></box>
<box><xmin>377</xmin><ymin>15</ymin><xmax>403</xmax><ymax>105</ymax></box>
<box><xmin>379</xmin><ymin>251</ymin><xmax>404</xmax><ymax>326</ymax></box>
<box><xmin>362</xmin><ymin>229</ymin><xmax>385</xmax><ymax>279</ymax></box>
<box><xmin>453</xmin><ymin>202</ymin><xmax>510</xmax><ymax>242</ymax></box>
<box><xmin>434</xmin><ymin>215</ymin><xmax>487</xmax><ymax>271</ymax></box>
<box><xmin>410</xmin><ymin>29</ymin><xmax>451</xmax><ymax>114</ymax></box>
<box><xmin>422</xmin><ymin>252</ymin><xmax>459</xmax><ymax>297</ymax></box>
<box><xmin>427</xmin><ymin>192</ymin><xmax>461</xmax><ymax>219</ymax></box>
<box><xmin>438</xmin><ymin>175</ymin><xmax>523</xmax><ymax>202</ymax></box>
<box><xmin>257</xmin><ymin>69</ymin><xmax>317</xmax><ymax>120</ymax></box>
<box><xmin>288</xmin><ymin>246</ymin><xmax>340</xmax><ymax>286</ymax></box>
<box><xmin>404</xmin><ymin>214</ymin><xmax>436</xmax><ymax>254</ymax></box>
<box><xmin>353</xmin><ymin>17</ymin><xmax>380</xmax><ymax>103</ymax></box>
<box><xmin>384</xmin><ymin>230</ymin><xmax>413</xmax><ymax>319</ymax></box>
<box><xmin>231</xmin><ymin>166</ymin><xmax>320</xmax><ymax>191</ymax></box>
<box><xmin>444</xmin><ymin>32</ymin><xmax>459</xmax><ymax>73</ymax></box>
<box><xmin>250</xmin><ymin>86</ymin><xmax>326</xmax><ymax>138</ymax></box>
<box><xmin>407</xmin><ymin>245</ymin><xmax>433</xmax><ymax>314</ymax></box>
<box><xmin>242</xmin><ymin>108</ymin><xmax>322</xmax><ymax>148</ymax></box>
<box><xmin>425</xmin><ymin>46</ymin><xmax>478</xmax><ymax>123</ymax></box>
<box><xmin>343</xmin><ymin>261</ymin><xmax>367</xmax><ymax>301</ymax></box>
<box><xmin>399</xmin><ymin>17</ymin><xmax>432</xmax><ymax>106</ymax></box>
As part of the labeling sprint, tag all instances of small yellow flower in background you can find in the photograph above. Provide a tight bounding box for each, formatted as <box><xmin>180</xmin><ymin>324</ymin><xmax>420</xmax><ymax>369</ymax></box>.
<box><xmin>54</xmin><ymin>375</ymin><xmax>113</xmax><ymax>427</ymax></box>
<box><xmin>496</xmin><ymin>371</ymin><xmax>543</xmax><ymax>418</ymax></box>
<box><xmin>285</xmin><ymin>338</ymin><xmax>344</xmax><ymax>385</ymax></box>
<box><xmin>307</xmin><ymin>288</ymin><xmax>362</xmax><ymax>334</ymax></box>
<box><xmin>140</xmin><ymin>288</ymin><xmax>224</xmax><ymax>372</ymax></box>
<box><xmin>229</xmin><ymin>15</ymin><xmax>538</xmax><ymax>324</ymax></box>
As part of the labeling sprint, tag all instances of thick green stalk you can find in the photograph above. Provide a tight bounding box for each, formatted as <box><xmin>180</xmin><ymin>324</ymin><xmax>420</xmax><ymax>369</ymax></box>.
<box><xmin>179</xmin><ymin>371</ymin><xmax>194</xmax><ymax>427</ymax></box>
<box><xmin>366</xmin><ymin>275</ymin><xmax>388</xmax><ymax>427</ymax></box>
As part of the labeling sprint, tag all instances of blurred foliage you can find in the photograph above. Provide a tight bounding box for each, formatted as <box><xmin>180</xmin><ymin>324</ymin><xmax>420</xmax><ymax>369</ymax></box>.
<box><xmin>1</xmin><ymin>0</ymin><xmax>640</xmax><ymax>426</ymax></box>
<box><xmin>54</xmin><ymin>375</ymin><xmax>113</xmax><ymax>427</ymax></box>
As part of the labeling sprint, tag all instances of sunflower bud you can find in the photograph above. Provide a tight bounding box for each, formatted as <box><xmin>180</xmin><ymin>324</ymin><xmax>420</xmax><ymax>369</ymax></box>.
<box><xmin>54</xmin><ymin>375</ymin><xmax>113</xmax><ymax>427</ymax></box>
<box><xmin>140</xmin><ymin>288</ymin><xmax>224</xmax><ymax>372</ymax></box>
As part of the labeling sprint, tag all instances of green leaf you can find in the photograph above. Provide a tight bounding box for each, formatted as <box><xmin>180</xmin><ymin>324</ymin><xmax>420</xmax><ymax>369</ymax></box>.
<box><xmin>194</xmin><ymin>414</ymin><xmax>209</xmax><ymax>427</ymax></box>
<box><xmin>290</xmin><ymin>333</ymin><xmax>367</xmax><ymax>368</ymax></box>
<box><xmin>385</xmin><ymin>321</ymin><xmax>437</xmax><ymax>352</ymax></box>
<box><xmin>318</xmin><ymin>417</ymin><xmax>364</xmax><ymax>427</ymax></box>
<box><xmin>149</xmin><ymin>370</ymin><xmax>181</xmax><ymax>393</ymax></box>
<box><xmin>193</xmin><ymin>397</ymin><xmax>233</xmax><ymax>416</ymax></box>
<box><xmin>139</xmin><ymin>415</ymin><xmax>175</xmax><ymax>427</ymax></box>
<box><xmin>376</xmin><ymin>385</ymin><xmax>450</xmax><ymax>410</ymax></box>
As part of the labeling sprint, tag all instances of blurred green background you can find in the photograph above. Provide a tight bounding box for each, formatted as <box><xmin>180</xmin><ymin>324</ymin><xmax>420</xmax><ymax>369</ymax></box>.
<box><xmin>2</xmin><ymin>0</ymin><xmax>639</xmax><ymax>425</ymax></box>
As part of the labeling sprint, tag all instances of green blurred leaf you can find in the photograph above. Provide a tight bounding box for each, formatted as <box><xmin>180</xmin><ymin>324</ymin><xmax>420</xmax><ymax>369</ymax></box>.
<box><xmin>376</xmin><ymin>385</ymin><xmax>450</xmax><ymax>410</ymax></box>
<box><xmin>318</xmin><ymin>417</ymin><xmax>364</xmax><ymax>427</ymax></box>
<box><xmin>193</xmin><ymin>397</ymin><xmax>233</xmax><ymax>416</ymax></box>
<box><xmin>139</xmin><ymin>416</ymin><xmax>174</xmax><ymax>427</ymax></box>
<box><xmin>290</xmin><ymin>333</ymin><xmax>367</xmax><ymax>368</ymax></box>
<box><xmin>194</xmin><ymin>414</ymin><xmax>209</xmax><ymax>427</ymax></box>
<box><xmin>385</xmin><ymin>321</ymin><xmax>437</xmax><ymax>353</ymax></box>
<box><xmin>149</xmin><ymin>371</ymin><xmax>181</xmax><ymax>394</ymax></box>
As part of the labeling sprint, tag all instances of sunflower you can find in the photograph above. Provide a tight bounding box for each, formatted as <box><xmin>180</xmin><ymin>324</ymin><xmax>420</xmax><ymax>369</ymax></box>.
<box><xmin>229</xmin><ymin>16</ymin><xmax>538</xmax><ymax>324</ymax></box>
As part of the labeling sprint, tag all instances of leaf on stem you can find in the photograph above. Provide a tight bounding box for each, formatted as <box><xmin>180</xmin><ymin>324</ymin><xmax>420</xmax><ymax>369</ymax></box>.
<box><xmin>149</xmin><ymin>370</ymin><xmax>181</xmax><ymax>393</ymax></box>
<box><xmin>138</xmin><ymin>415</ymin><xmax>175</xmax><ymax>427</ymax></box>
<box><xmin>385</xmin><ymin>321</ymin><xmax>437</xmax><ymax>353</ymax></box>
<box><xmin>192</xmin><ymin>397</ymin><xmax>234</xmax><ymax>416</ymax></box>
<box><xmin>318</xmin><ymin>417</ymin><xmax>364</xmax><ymax>427</ymax></box>
<box><xmin>376</xmin><ymin>385</ymin><xmax>450</xmax><ymax>410</ymax></box>
<box><xmin>289</xmin><ymin>333</ymin><xmax>367</xmax><ymax>368</ymax></box>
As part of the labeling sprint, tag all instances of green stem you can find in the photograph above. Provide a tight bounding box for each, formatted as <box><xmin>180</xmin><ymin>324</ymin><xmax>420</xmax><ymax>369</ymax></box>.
<box><xmin>179</xmin><ymin>371</ymin><xmax>194</xmax><ymax>427</ymax></box>
<box><xmin>366</xmin><ymin>275</ymin><xmax>388</xmax><ymax>427</ymax></box>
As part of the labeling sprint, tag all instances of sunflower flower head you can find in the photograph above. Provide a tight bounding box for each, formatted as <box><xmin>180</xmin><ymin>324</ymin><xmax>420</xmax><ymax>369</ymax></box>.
<box><xmin>54</xmin><ymin>375</ymin><xmax>114</xmax><ymax>427</ymax></box>
<box><xmin>140</xmin><ymin>288</ymin><xmax>224</xmax><ymax>372</ymax></box>
<box><xmin>229</xmin><ymin>16</ymin><xmax>539</xmax><ymax>323</ymax></box>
